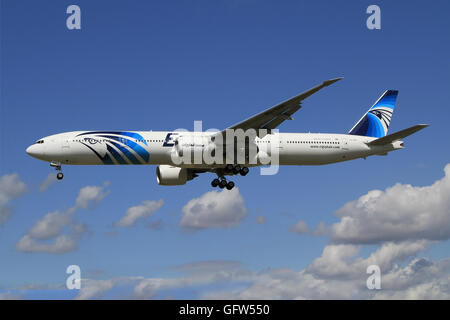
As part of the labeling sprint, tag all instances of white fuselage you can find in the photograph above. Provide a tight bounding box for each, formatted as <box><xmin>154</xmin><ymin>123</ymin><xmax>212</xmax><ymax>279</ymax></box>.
<box><xmin>25</xmin><ymin>130</ymin><xmax>404</xmax><ymax>168</ymax></box>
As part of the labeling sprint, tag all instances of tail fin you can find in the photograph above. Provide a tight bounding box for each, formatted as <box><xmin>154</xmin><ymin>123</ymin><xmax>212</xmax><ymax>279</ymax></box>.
<box><xmin>349</xmin><ymin>90</ymin><xmax>398</xmax><ymax>138</ymax></box>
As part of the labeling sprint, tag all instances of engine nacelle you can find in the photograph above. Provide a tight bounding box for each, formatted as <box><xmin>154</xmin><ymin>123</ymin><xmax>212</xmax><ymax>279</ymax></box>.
<box><xmin>156</xmin><ymin>165</ymin><xmax>195</xmax><ymax>186</ymax></box>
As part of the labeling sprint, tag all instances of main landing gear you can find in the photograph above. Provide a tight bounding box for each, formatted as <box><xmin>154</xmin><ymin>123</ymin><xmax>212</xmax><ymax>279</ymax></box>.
<box><xmin>223</xmin><ymin>164</ymin><xmax>249</xmax><ymax>176</ymax></box>
<box><xmin>210</xmin><ymin>165</ymin><xmax>249</xmax><ymax>190</ymax></box>
<box><xmin>211</xmin><ymin>178</ymin><xmax>234</xmax><ymax>190</ymax></box>
<box><xmin>50</xmin><ymin>161</ymin><xmax>64</xmax><ymax>180</ymax></box>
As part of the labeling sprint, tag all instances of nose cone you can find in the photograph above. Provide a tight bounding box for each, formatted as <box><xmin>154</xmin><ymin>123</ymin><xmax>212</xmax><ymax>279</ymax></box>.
<box><xmin>26</xmin><ymin>144</ymin><xmax>40</xmax><ymax>159</ymax></box>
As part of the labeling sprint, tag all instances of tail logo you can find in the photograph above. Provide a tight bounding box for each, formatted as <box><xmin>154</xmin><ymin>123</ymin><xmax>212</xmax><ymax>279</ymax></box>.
<box><xmin>369</xmin><ymin>107</ymin><xmax>393</xmax><ymax>132</ymax></box>
<box><xmin>349</xmin><ymin>90</ymin><xmax>398</xmax><ymax>138</ymax></box>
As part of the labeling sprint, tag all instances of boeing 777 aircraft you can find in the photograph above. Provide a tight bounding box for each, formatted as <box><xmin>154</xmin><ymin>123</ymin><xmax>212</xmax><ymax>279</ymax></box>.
<box><xmin>26</xmin><ymin>78</ymin><xmax>428</xmax><ymax>190</ymax></box>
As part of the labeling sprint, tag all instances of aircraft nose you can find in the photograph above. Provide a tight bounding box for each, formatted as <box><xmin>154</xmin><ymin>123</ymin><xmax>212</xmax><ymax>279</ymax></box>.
<box><xmin>26</xmin><ymin>144</ymin><xmax>39</xmax><ymax>158</ymax></box>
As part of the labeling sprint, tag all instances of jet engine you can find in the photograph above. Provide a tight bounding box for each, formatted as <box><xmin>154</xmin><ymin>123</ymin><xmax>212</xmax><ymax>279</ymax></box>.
<box><xmin>156</xmin><ymin>165</ymin><xmax>196</xmax><ymax>186</ymax></box>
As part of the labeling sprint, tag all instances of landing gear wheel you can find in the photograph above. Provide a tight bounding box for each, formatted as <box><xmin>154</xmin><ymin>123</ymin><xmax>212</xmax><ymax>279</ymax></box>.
<box><xmin>219</xmin><ymin>179</ymin><xmax>227</xmax><ymax>189</ymax></box>
<box><xmin>240</xmin><ymin>167</ymin><xmax>249</xmax><ymax>176</ymax></box>
<box><xmin>226</xmin><ymin>181</ymin><xmax>235</xmax><ymax>190</ymax></box>
<box><xmin>211</xmin><ymin>178</ymin><xmax>220</xmax><ymax>188</ymax></box>
<box><xmin>51</xmin><ymin>162</ymin><xmax>64</xmax><ymax>181</ymax></box>
<box><xmin>225</xmin><ymin>164</ymin><xmax>234</xmax><ymax>173</ymax></box>
<box><xmin>232</xmin><ymin>165</ymin><xmax>241</xmax><ymax>175</ymax></box>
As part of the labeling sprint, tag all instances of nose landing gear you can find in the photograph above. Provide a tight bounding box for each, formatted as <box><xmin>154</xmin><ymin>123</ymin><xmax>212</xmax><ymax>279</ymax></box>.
<box><xmin>50</xmin><ymin>161</ymin><xmax>64</xmax><ymax>180</ymax></box>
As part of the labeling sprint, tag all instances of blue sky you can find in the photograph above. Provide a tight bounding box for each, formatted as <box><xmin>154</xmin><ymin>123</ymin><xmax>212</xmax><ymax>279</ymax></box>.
<box><xmin>1</xmin><ymin>0</ymin><xmax>449</xmax><ymax>299</ymax></box>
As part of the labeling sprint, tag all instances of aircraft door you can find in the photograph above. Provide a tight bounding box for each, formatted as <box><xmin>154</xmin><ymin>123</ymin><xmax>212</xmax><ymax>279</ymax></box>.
<box><xmin>62</xmin><ymin>138</ymin><xmax>70</xmax><ymax>150</ymax></box>
<box><xmin>341</xmin><ymin>138</ymin><xmax>349</xmax><ymax>150</ymax></box>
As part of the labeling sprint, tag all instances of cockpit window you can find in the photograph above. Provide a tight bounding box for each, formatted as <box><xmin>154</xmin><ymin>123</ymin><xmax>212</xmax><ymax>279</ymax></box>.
<box><xmin>35</xmin><ymin>140</ymin><xmax>44</xmax><ymax>144</ymax></box>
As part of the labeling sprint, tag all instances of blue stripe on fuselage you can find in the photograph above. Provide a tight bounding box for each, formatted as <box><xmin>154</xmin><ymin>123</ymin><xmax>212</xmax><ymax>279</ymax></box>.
<box><xmin>98</xmin><ymin>135</ymin><xmax>149</xmax><ymax>163</ymax></box>
<box><xmin>104</xmin><ymin>139</ymin><xmax>143</xmax><ymax>164</ymax></box>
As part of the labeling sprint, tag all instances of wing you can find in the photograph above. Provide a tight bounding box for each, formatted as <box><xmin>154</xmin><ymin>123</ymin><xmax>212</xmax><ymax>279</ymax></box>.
<box><xmin>224</xmin><ymin>77</ymin><xmax>343</xmax><ymax>133</ymax></box>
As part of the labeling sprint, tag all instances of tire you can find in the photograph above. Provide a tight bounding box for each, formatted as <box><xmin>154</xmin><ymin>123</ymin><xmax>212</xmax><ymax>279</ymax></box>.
<box><xmin>219</xmin><ymin>180</ymin><xmax>227</xmax><ymax>189</ymax></box>
<box><xmin>240</xmin><ymin>167</ymin><xmax>249</xmax><ymax>176</ymax></box>
<box><xmin>211</xmin><ymin>178</ymin><xmax>220</xmax><ymax>187</ymax></box>
<box><xmin>226</xmin><ymin>181</ymin><xmax>235</xmax><ymax>190</ymax></box>
<box><xmin>232</xmin><ymin>165</ymin><xmax>241</xmax><ymax>174</ymax></box>
<box><xmin>56</xmin><ymin>172</ymin><xmax>64</xmax><ymax>180</ymax></box>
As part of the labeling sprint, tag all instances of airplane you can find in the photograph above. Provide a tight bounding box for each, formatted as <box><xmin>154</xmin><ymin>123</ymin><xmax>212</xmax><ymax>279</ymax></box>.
<box><xmin>25</xmin><ymin>78</ymin><xmax>428</xmax><ymax>190</ymax></box>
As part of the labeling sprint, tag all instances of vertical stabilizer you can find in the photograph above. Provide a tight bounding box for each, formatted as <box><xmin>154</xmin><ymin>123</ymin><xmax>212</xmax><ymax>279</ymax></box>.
<box><xmin>349</xmin><ymin>90</ymin><xmax>398</xmax><ymax>138</ymax></box>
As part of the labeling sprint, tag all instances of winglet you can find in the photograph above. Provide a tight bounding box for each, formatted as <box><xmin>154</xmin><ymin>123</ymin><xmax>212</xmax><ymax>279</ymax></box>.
<box><xmin>323</xmin><ymin>77</ymin><xmax>344</xmax><ymax>86</ymax></box>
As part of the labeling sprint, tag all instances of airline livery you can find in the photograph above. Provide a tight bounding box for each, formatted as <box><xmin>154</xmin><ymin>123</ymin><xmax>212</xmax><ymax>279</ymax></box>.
<box><xmin>26</xmin><ymin>78</ymin><xmax>428</xmax><ymax>190</ymax></box>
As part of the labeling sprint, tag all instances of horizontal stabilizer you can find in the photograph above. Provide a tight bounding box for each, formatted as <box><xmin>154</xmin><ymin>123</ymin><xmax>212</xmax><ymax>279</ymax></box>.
<box><xmin>367</xmin><ymin>124</ymin><xmax>429</xmax><ymax>146</ymax></box>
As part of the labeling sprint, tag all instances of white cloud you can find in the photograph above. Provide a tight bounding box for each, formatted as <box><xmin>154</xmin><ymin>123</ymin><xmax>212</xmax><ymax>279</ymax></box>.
<box><xmin>92</xmin><ymin>250</ymin><xmax>447</xmax><ymax>299</ymax></box>
<box><xmin>7</xmin><ymin>247</ymin><xmax>449</xmax><ymax>299</ymax></box>
<box><xmin>330</xmin><ymin>164</ymin><xmax>450</xmax><ymax>244</ymax></box>
<box><xmin>74</xmin><ymin>277</ymin><xmax>144</xmax><ymax>300</ymax></box>
<box><xmin>203</xmin><ymin>268</ymin><xmax>356</xmax><ymax>300</ymax></box>
<box><xmin>133</xmin><ymin>269</ymin><xmax>253</xmax><ymax>299</ymax></box>
<box><xmin>75</xmin><ymin>279</ymin><xmax>116</xmax><ymax>300</ymax></box>
<box><xmin>289</xmin><ymin>220</ymin><xmax>308</xmax><ymax>234</ymax></box>
<box><xmin>0</xmin><ymin>173</ymin><xmax>27</xmax><ymax>225</ymax></box>
<box><xmin>8</xmin><ymin>164</ymin><xmax>450</xmax><ymax>299</ymax></box>
<box><xmin>179</xmin><ymin>188</ymin><xmax>247</xmax><ymax>230</ymax></box>
<box><xmin>372</xmin><ymin>257</ymin><xmax>450</xmax><ymax>299</ymax></box>
<box><xmin>0</xmin><ymin>173</ymin><xmax>27</xmax><ymax>206</ymax></box>
<box><xmin>306</xmin><ymin>240</ymin><xmax>430</xmax><ymax>280</ymax></box>
<box><xmin>0</xmin><ymin>207</ymin><xmax>12</xmax><ymax>226</ymax></box>
<box><xmin>255</xmin><ymin>215</ymin><xmax>267</xmax><ymax>225</ymax></box>
<box><xmin>16</xmin><ymin>234</ymin><xmax>78</xmax><ymax>254</ymax></box>
<box><xmin>204</xmin><ymin>242</ymin><xmax>447</xmax><ymax>300</ymax></box>
<box><xmin>16</xmin><ymin>182</ymin><xmax>109</xmax><ymax>254</ymax></box>
<box><xmin>75</xmin><ymin>183</ymin><xmax>110</xmax><ymax>210</ymax></box>
<box><xmin>311</xmin><ymin>222</ymin><xmax>328</xmax><ymax>236</ymax></box>
<box><xmin>305</xmin><ymin>244</ymin><xmax>362</xmax><ymax>280</ymax></box>
<box><xmin>28</xmin><ymin>210</ymin><xmax>71</xmax><ymax>240</ymax></box>
<box><xmin>114</xmin><ymin>200</ymin><xmax>163</xmax><ymax>227</ymax></box>
<box><xmin>39</xmin><ymin>173</ymin><xmax>57</xmax><ymax>192</ymax></box>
